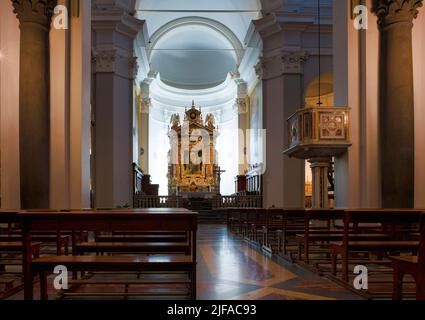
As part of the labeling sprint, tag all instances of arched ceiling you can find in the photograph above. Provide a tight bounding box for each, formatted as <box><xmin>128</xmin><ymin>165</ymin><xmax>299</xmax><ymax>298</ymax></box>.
<box><xmin>150</xmin><ymin>24</ymin><xmax>238</xmax><ymax>89</ymax></box>
<box><xmin>135</xmin><ymin>0</ymin><xmax>261</xmax><ymax>42</ymax></box>
<box><xmin>135</xmin><ymin>0</ymin><xmax>261</xmax><ymax>89</ymax></box>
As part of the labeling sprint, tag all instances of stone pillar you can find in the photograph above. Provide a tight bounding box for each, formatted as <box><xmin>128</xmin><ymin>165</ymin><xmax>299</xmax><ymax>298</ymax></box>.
<box><xmin>374</xmin><ymin>0</ymin><xmax>423</xmax><ymax>208</ymax></box>
<box><xmin>139</xmin><ymin>78</ymin><xmax>152</xmax><ymax>174</ymax></box>
<box><xmin>92</xmin><ymin>1</ymin><xmax>144</xmax><ymax>208</ymax></box>
<box><xmin>233</xmin><ymin>78</ymin><xmax>248</xmax><ymax>175</ymax></box>
<box><xmin>281</xmin><ymin>51</ymin><xmax>308</xmax><ymax>208</ymax></box>
<box><xmin>12</xmin><ymin>0</ymin><xmax>56</xmax><ymax>209</ymax></box>
<box><xmin>309</xmin><ymin>157</ymin><xmax>331</xmax><ymax>209</ymax></box>
<box><xmin>260</xmin><ymin>50</ymin><xmax>307</xmax><ymax>208</ymax></box>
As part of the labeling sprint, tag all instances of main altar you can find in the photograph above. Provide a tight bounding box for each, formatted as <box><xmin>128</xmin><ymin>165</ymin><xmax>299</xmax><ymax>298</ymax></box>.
<box><xmin>167</xmin><ymin>102</ymin><xmax>220</xmax><ymax>197</ymax></box>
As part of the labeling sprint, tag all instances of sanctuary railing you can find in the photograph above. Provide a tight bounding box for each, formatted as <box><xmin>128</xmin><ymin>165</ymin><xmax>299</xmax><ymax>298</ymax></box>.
<box><xmin>133</xmin><ymin>193</ymin><xmax>182</xmax><ymax>208</ymax></box>
<box><xmin>212</xmin><ymin>195</ymin><xmax>263</xmax><ymax>208</ymax></box>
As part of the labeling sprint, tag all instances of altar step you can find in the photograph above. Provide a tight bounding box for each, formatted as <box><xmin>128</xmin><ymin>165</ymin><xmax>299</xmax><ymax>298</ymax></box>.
<box><xmin>197</xmin><ymin>210</ymin><xmax>226</xmax><ymax>224</ymax></box>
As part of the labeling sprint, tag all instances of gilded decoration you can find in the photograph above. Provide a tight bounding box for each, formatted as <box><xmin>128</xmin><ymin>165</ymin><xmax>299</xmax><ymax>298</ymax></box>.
<box><xmin>167</xmin><ymin>102</ymin><xmax>220</xmax><ymax>195</ymax></box>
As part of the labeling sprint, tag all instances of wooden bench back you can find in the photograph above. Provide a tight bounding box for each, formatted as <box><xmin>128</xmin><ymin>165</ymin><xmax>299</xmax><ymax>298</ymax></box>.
<box><xmin>254</xmin><ymin>209</ymin><xmax>268</xmax><ymax>225</ymax></box>
<box><xmin>419</xmin><ymin>217</ymin><xmax>425</xmax><ymax>265</ymax></box>
<box><xmin>20</xmin><ymin>209</ymin><xmax>197</xmax><ymax>233</ymax></box>
<box><xmin>343</xmin><ymin>209</ymin><xmax>423</xmax><ymax>240</ymax></box>
<box><xmin>304</xmin><ymin>209</ymin><xmax>344</xmax><ymax>221</ymax></box>
<box><xmin>344</xmin><ymin>209</ymin><xmax>423</xmax><ymax>224</ymax></box>
<box><xmin>265</xmin><ymin>208</ymin><xmax>284</xmax><ymax>228</ymax></box>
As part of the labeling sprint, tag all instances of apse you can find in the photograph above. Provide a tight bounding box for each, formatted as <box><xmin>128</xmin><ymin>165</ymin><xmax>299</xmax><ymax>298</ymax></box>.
<box><xmin>137</xmin><ymin>0</ymin><xmax>261</xmax><ymax>195</ymax></box>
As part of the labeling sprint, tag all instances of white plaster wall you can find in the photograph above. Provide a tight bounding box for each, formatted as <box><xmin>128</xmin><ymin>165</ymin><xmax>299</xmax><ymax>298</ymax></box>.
<box><xmin>413</xmin><ymin>7</ymin><xmax>425</xmax><ymax>208</ymax></box>
<box><xmin>0</xmin><ymin>0</ymin><xmax>21</xmax><ymax>209</ymax></box>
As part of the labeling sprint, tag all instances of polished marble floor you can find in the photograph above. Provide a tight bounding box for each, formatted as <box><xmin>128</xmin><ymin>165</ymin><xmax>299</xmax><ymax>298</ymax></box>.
<box><xmin>7</xmin><ymin>224</ymin><xmax>362</xmax><ymax>300</ymax></box>
<box><xmin>197</xmin><ymin>224</ymin><xmax>362</xmax><ymax>300</ymax></box>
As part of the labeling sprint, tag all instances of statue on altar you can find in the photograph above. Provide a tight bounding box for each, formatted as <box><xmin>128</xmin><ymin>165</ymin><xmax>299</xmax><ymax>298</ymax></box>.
<box><xmin>167</xmin><ymin>101</ymin><xmax>220</xmax><ymax>196</ymax></box>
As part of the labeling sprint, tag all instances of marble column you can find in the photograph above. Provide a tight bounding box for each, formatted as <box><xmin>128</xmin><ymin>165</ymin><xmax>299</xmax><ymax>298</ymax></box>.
<box><xmin>12</xmin><ymin>0</ymin><xmax>56</xmax><ymax>209</ymax></box>
<box><xmin>374</xmin><ymin>0</ymin><xmax>423</xmax><ymax>208</ymax></box>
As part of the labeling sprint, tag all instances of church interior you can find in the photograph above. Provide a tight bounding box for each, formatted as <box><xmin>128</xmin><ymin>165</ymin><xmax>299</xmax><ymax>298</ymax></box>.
<box><xmin>0</xmin><ymin>0</ymin><xmax>425</xmax><ymax>304</ymax></box>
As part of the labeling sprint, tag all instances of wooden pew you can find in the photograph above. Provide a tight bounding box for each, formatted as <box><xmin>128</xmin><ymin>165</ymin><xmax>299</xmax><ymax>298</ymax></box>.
<box><xmin>295</xmin><ymin>209</ymin><xmax>391</xmax><ymax>267</ymax></box>
<box><xmin>226</xmin><ymin>208</ymin><xmax>238</xmax><ymax>232</ymax></box>
<box><xmin>330</xmin><ymin>209</ymin><xmax>422</xmax><ymax>282</ymax></box>
<box><xmin>20</xmin><ymin>208</ymin><xmax>197</xmax><ymax>300</ymax></box>
<box><xmin>276</xmin><ymin>209</ymin><xmax>306</xmax><ymax>259</ymax></box>
<box><xmin>241</xmin><ymin>208</ymin><xmax>257</xmax><ymax>239</ymax></box>
<box><xmin>261</xmin><ymin>208</ymin><xmax>285</xmax><ymax>253</ymax></box>
<box><xmin>95</xmin><ymin>233</ymin><xmax>187</xmax><ymax>243</ymax></box>
<box><xmin>392</xmin><ymin>216</ymin><xmax>425</xmax><ymax>300</ymax></box>
<box><xmin>0</xmin><ymin>234</ymin><xmax>70</xmax><ymax>256</ymax></box>
<box><xmin>296</xmin><ymin>209</ymin><xmax>344</xmax><ymax>264</ymax></box>
<box><xmin>249</xmin><ymin>209</ymin><xmax>267</xmax><ymax>243</ymax></box>
<box><xmin>75</xmin><ymin>240</ymin><xmax>191</xmax><ymax>255</ymax></box>
<box><xmin>0</xmin><ymin>210</ymin><xmax>41</xmax><ymax>298</ymax></box>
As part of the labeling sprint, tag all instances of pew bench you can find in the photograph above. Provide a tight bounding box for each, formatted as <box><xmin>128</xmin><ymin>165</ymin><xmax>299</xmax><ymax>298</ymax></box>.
<box><xmin>329</xmin><ymin>209</ymin><xmax>423</xmax><ymax>283</ymax></box>
<box><xmin>249</xmin><ymin>209</ymin><xmax>267</xmax><ymax>243</ymax></box>
<box><xmin>20</xmin><ymin>208</ymin><xmax>198</xmax><ymax>300</ymax></box>
<box><xmin>331</xmin><ymin>240</ymin><xmax>419</xmax><ymax>281</ymax></box>
<box><xmin>76</xmin><ymin>241</ymin><xmax>191</xmax><ymax>255</ymax></box>
<box><xmin>95</xmin><ymin>234</ymin><xmax>187</xmax><ymax>243</ymax></box>
<box><xmin>258</xmin><ymin>208</ymin><xmax>284</xmax><ymax>253</ymax></box>
<box><xmin>33</xmin><ymin>254</ymin><xmax>195</xmax><ymax>299</ymax></box>
<box><xmin>297</xmin><ymin>233</ymin><xmax>391</xmax><ymax>262</ymax></box>
<box><xmin>0</xmin><ymin>242</ymin><xmax>41</xmax><ymax>259</ymax></box>
<box><xmin>0</xmin><ymin>234</ymin><xmax>70</xmax><ymax>256</ymax></box>
<box><xmin>391</xmin><ymin>218</ymin><xmax>425</xmax><ymax>300</ymax></box>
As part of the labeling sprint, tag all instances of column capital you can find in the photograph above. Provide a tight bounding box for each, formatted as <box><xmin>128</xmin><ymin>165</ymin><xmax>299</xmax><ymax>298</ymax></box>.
<box><xmin>255</xmin><ymin>51</ymin><xmax>309</xmax><ymax>80</ymax></box>
<box><xmin>11</xmin><ymin>0</ymin><xmax>56</xmax><ymax>28</ymax></box>
<box><xmin>92</xmin><ymin>46</ymin><xmax>138</xmax><ymax>79</ymax></box>
<box><xmin>374</xmin><ymin>0</ymin><xmax>423</xmax><ymax>28</ymax></box>
<box><xmin>233</xmin><ymin>98</ymin><xmax>247</xmax><ymax>115</ymax></box>
<box><xmin>281</xmin><ymin>51</ymin><xmax>310</xmax><ymax>74</ymax></box>
<box><xmin>140</xmin><ymin>98</ymin><xmax>151</xmax><ymax>114</ymax></box>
